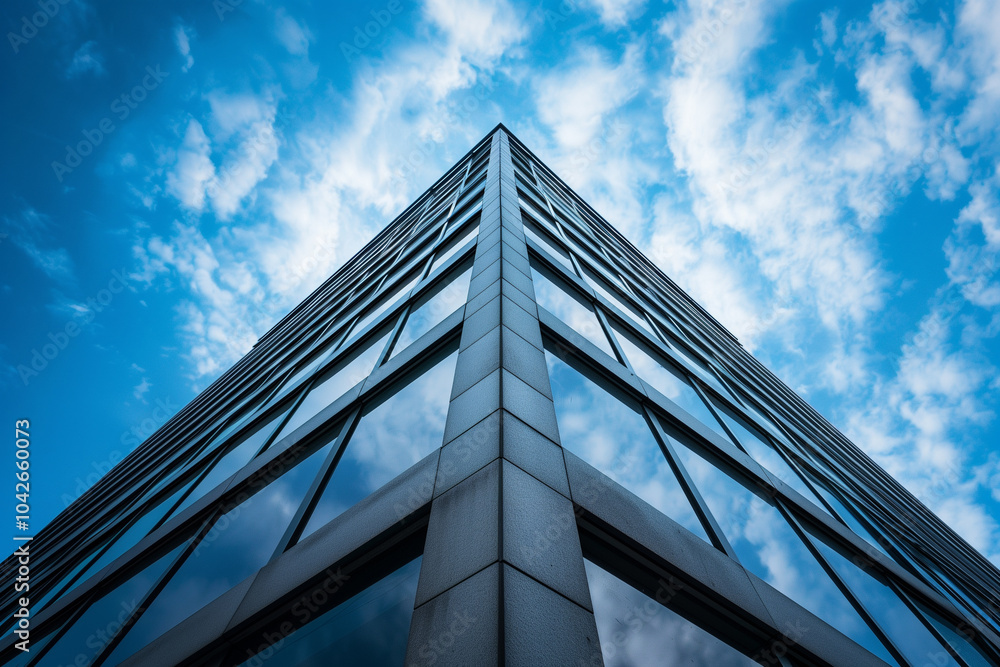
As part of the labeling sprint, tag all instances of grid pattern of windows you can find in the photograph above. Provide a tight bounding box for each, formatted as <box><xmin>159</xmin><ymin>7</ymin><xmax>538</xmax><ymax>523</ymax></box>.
<box><xmin>3</xmin><ymin>126</ymin><xmax>998</xmax><ymax>666</ymax></box>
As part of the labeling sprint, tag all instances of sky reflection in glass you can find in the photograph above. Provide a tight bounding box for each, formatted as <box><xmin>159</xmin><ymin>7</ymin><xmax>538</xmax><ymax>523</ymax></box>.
<box><xmin>33</xmin><ymin>545</ymin><xmax>184</xmax><ymax>667</ymax></box>
<box><xmin>611</xmin><ymin>322</ymin><xmax>732</xmax><ymax>444</ymax></box>
<box><xmin>585</xmin><ymin>559</ymin><xmax>759</xmax><ymax>667</ymax></box>
<box><xmin>106</xmin><ymin>438</ymin><xmax>336</xmax><ymax>663</ymax></box>
<box><xmin>532</xmin><ymin>262</ymin><xmax>615</xmax><ymax>358</ymax></box>
<box><xmin>236</xmin><ymin>557</ymin><xmax>422</xmax><ymax>666</ymax></box>
<box><xmin>273</xmin><ymin>330</ymin><xmax>390</xmax><ymax>443</ymax></box>
<box><xmin>389</xmin><ymin>265</ymin><xmax>471</xmax><ymax>359</ymax></box>
<box><xmin>668</xmin><ymin>434</ymin><xmax>899</xmax><ymax>664</ymax></box>
<box><xmin>545</xmin><ymin>348</ymin><xmax>709</xmax><ymax>542</ymax></box>
<box><xmin>298</xmin><ymin>348</ymin><xmax>457</xmax><ymax>542</ymax></box>
<box><xmin>811</xmin><ymin>536</ymin><xmax>959</xmax><ymax>667</ymax></box>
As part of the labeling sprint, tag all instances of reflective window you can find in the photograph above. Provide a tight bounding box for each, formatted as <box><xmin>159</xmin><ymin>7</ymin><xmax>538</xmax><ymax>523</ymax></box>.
<box><xmin>545</xmin><ymin>348</ymin><xmax>709</xmax><ymax>542</ymax></box>
<box><xmin>298</xmin><ymin>346</ymin><xmax>458</xmax><ymax>542</ymax></box>
<box><xmin>33</xmin><ymin>545</ymin><xmax>184</xmax><ymax>667</ymax></box>
<box><xmin>234</xmin><ymin>557</ymin><xmax>422</xmax><ymax>666</ymax></box>
<box><xmin>580</xmin><ymin>263</ymin><xmax>654</xmax><ymax>337</ymax></box>
<box><xmin>524</xmin><ymin>218</ymin><xmax>575</xmax><ymax>273</ymax></box>
<box><xmin>389</xmin><ymin>264</ymin><xmax>471</xmax><ymax>359</ymax></box>
<box><xmin>531</xmin><ymin>260</ymin><xmax>615</xmax><ymax>358</ymax></box>
<box><xmin>585</xmin><ymin>559</ymin><xmax>759</xmax><ymax>666</ymax></box>
<box><xmin>352</xmin><ymin>272</ymin><xmax>419</xmax><ymax>337</ymax></box>
<box><xmin>611</xmin><ymin>323</ymin><xmax>732</xmax><ymax>444</ymax></box>
<box><xmin>175</xmin><ymin>407</ymin><xmax>292</xmax><ymax>516</ymax></box>
<box><xmin>710</xmin><ymin>399</ymin><xmax>822</xmax><ymax>506</ymax></box>
<box><xmin>810</xmin><ymin>481</ymin><xmax>891</xmax><ymax>558</ymax></box>
<box><xmin>811</xmin><ymin>537</ymin><xmax>960</xmax><ymax>667</ymax></box>
<box><xmin>105</xmin><ymin>438</ymin><xmax>336</xmax><ymax>663</ymax></box>
<box><xmin>429</xmin><ymin>219</ymin><xmax>478</xmax><ymax>275</ymax></box>
<box><xmin>663</xmin><ymin>335</ymin><xmax>729</xmax><ymax>395</ymax></box>
<box><xmin>918</xmin><ymin>602</ymin><xmax>997</xmax><ymax>667</ymax></box>
<box><xmin>274</xmin><ymin>329</ymin><xmax>391</xmax><ymax>443</ymax></box>
<box><xmin>69</xmin><ymin>479</ymin><xmax>196</xmax><ymax>593</ymax></box>
<box><xmin>668</xmin><ymin>434</ymin><xmax>898</xmax><ymax>664</ymax></box>
<box><xmin>278</xmin><ymin>335</ymin><xmax>345</xmax><ymax>396</ymax></box>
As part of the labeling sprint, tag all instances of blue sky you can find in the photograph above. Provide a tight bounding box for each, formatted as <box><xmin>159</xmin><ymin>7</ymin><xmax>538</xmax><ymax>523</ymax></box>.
<box><xmin>1</xmin><ymin>0</ymin><xmax>998</xmax><ymax>563</ymax></box>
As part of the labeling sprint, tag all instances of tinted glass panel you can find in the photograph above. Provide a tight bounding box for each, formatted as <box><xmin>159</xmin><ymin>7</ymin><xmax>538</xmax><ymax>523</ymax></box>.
<box><xmin>178</xmin><ymin>408</ymin><xmax>291</xmax><ymax>511</ymax></box>
<box><xmin>273</xmin><ymin>330</ymin><xmax>391</xmax><ymax>443</ymax></box>
<box><xmin>810</xmin><ymin>481</ymin><xmax>891</xmax><ymax>558</ymax></box>
<box><xmin>33</xmin><ymin>546</ymin><xmax>183</xmax><ymax>667</ymax></box>
<box><xmin>918</xmin><ymin>602</ymin><xmax>996</xmax><ymax>667</ymax></box>
<box><xmin>710</xmin><ymin>399</ymin><xmax>822</xmax><ymax>506</ymax></box>
<box><xmin>531</xmin><ymin>261</ymin><xmax>615</xmax><ymax>358</ymax></box>
<box><xmin>298</xmin><ymin>347</ymin><xmax>458</xmax><ymax>541</ymax></box>
<box><xmin>352</xmin><ymin>272</ymin><xmax>419</xmax><ymax>337</ymax></box>
<box><xmin>389</xmin><ymin>264</ymin><xmax>471</xmax><ymax>359</ymax></box>
<box><xmin>71</xmin><ymin>480</ymin><xmax>195</xmax><ymax>592</ymax></box>
<box><xmin>430</xmin><ymin>220</ymin><xmax>478</xmax><ymax>275</ymax></box>
<box><xmin>612</xmin><ymin>323</ymin><xmax>731</xmax><ymax>443</ymax></box>
<box><xmin>106</xmin><ymin>438</ymin><xmax>336</xmax><ymax>662</ymax></box>
<box><xmin>580</xmin><ymin>263</ymin><xmax>654</xmax><ymax>336</ymax></box>
<box><xmin>545</xmin><ymin>348</ymin><xmax>709</xmax><ymax>542</ymax></box>
<box><xmin>235</xmin><ymin>557</ymin><xmax>422</xmax><ymax>666</ymax></box>
<box><xmin>811</xmin><ymin>537</ymin><xmax>959</xmax><ymax>667</ymax></box>
<box><xmin>668</xmin><ymin>433</ymin><xmax>898</xmax><ymax>664</ymax></box>
<box><xmin>585</xmin><ymin>559</ymin><xmax>758</xmax><ymax>666</ymax></box>
<box><xmin>524</xmin><ymin>218</ymin><xmax>575</xmax><ymax>272</ymax></box>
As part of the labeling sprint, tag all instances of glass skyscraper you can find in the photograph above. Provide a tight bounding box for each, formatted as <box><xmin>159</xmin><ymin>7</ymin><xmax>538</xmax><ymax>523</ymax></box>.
<box><xmin>2</xmin><ymin>125</ymin><xmax>999</xmax><ymax>666</ymax></box>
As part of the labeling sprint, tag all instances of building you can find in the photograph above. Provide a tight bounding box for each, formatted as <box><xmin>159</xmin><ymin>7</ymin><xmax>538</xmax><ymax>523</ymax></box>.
<box><xmin>3</xmin><ymin>125</ymin><xmax>1000</xmax><ymax>666</ymax></box>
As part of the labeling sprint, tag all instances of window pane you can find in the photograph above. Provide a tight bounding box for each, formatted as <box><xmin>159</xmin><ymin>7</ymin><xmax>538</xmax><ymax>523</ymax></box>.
<box><xmin>352</xmin><ymin>272</ymin><xmax>419</xmax><ymax>337</ymax></box>
<box><xmin>810</xmin><ymin>481</ymin><xmax>891</xmax><ymax>558</ymax></box>
<box><xmin>668</xmin><ymin>434</ymin><xmax>898</xmax><ymax>664</ymax></box>
<box><xmin>106</xmin><ymin>438</ymin><xmax>336</xmax><ymax>663</ymax></box>
<box><xmin>918</xmin><ymin>602</ymin><xmax>996</xmax><ymax>667</ymax></box>
<box><xmin>298</xmin><ymin>347</ymin><xmax>458</xmax><ymax>542</ymax></box>
<box><xmin>235</xmin><ymin>557</ymin><xmax>422</xmax><ymax>666</ymax></box>
<box><xmin>33</xmin><ymin>545</ymin><xmax>184</xmax><ymax>667</ymax></box>
<box><xmin>710</xmin><ymin>399</ymin><xmax>822</xmax><ymax>506</ymax></box>
<box><xmin>612</xmin><ymin>323</ymin><xmax>731</xmax><ymax>444</ymax></box>
<box><xmin>274</xmin><ymin>330</ymin><xmax>391</xmax><ymax>443</ymax></box>
<box><xmin>524</xmin><ymin>219</ymin><xmax>575</xmax><ymax>273</ymax></box>
<box><xmin>580</xmin><ymin>263</ymin><xmax>654</xmax><ymax>337</ymax></box>
<box><xmin>180</xmin><ymin>407</ymin><xmax>290</xmax><ymax>506</ymax></box>
<box><xmin>389</xmin><ymin>264</ymin><xmax>471</xmax><ymax>359</ymax></box>
<box><xmin>811</xmin><ymin>537</ymin><xmax>960</xmax><ymax>667</ymax></box>
<box><xmin>531</xmin><ymin>261</ymin><xmax>615</xmax><ymax>358</ymax></box>
<box><xmin>429</xmin><ymin>219</ymin><xmax>478</xmax><ymax>275</ymax></box>
<box><xmin>69</xmin><ymin>479</ymin><xmax>195</xmax><ymax>594</ymax></box>
<box><xmin>585</xmin><ymin>559</ymin><xmax>759</xmax><ymax>666</ymax></box>
<box><xmin>545</xmin><ymin>348</ymin><xmax>709</xmax><ymax>542</ymax></box>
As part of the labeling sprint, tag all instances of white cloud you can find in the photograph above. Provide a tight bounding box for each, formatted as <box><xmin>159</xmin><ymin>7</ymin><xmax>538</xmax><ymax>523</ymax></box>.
<box><xmin>945</xmin><ymin>165</ymin><xmax>1000</xmax><ymax>308</ymax></box>
<box><xmin>139</xmin><ymin>0</ymin><xmax>526</xmax><ymax>379</ymax></box>
<box><xmin>166</xmin><ymin>119</ymin><xmax>215</xmax><ymax>212</ymax></box>
<box><xmin>66</xmin><ymin>40</ymin><xmax>105</xmax><ymax>78</ymax></box>
<box><xmin>1</xmin><ymin>207</ymin><xmax>75</xmax><ymax>284</ymax></box>
<box><xmin>274</xmin><ymin>9</ymin><xmax>311</xmax><ymax>57</ymax></box>
<box><xmin>174</xmin><ymin>24</ymin><xmax>194</xmax><ymax>73</ymax></box>
<box><xmin>819</xmin><ymin>9</ymin><xmax>838</xmax><ymax>48</ymax></box>
<box><xmin>534</xmin><ymin>44</ymin><xmax>644</xmax><ymax>151</ymax></box>
<box><xmin>132</xmin><ymin>377</ymin><xmax>152</xmax><ymax>401</ymax></box>
<box><xmin>578</xmin><ymin>0</ymin><xmax>647</xmax><ymax>28</ymax></box>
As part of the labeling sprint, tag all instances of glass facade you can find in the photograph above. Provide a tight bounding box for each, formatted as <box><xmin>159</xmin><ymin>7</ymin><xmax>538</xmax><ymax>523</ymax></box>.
<box><xmin>3</xmin><ymin>126</ymin><xmax>998</xmax><ymax>666</ymax></box>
